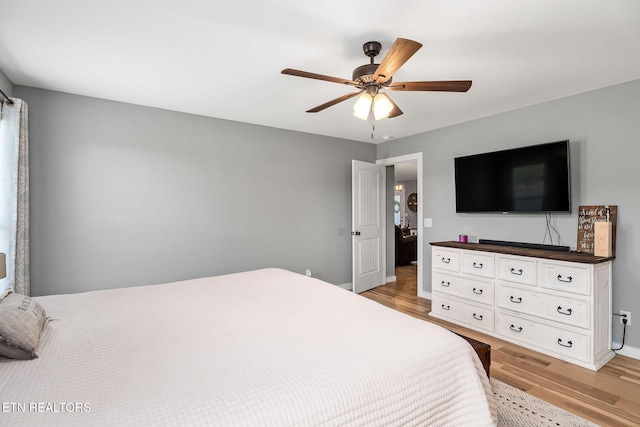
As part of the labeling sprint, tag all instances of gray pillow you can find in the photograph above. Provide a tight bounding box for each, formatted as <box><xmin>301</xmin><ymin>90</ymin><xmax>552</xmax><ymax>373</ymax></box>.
<box><xmin>0</xmin><ymin>292</ymin><xmax>50</xmax><ymax>359</ymax></box>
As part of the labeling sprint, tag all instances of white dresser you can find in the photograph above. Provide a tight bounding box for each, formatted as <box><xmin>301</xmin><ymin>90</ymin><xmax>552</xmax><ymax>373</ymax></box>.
<box><xmin>429</xmin><ymin>241</ymin><xmax>614</xmax><ymax>371</ymax></box>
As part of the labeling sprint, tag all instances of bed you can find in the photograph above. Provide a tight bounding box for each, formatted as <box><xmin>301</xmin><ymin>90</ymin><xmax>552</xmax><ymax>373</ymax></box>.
<box><xmin>0</xmin><ymin>268</ymin><xmax>496</xmax><ymax>426</ymax></box>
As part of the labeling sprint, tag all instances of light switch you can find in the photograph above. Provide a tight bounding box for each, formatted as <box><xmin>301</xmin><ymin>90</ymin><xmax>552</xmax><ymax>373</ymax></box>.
<box><xmin>424</xmin><ymin>218</ymin><xmax>433</xmax><ymax>228</ymax></box>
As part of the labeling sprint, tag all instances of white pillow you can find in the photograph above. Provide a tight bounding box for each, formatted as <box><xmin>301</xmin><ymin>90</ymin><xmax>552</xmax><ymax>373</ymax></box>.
<box><xmin>0</xmin><ymin>292</ymin><xmax>50</xmax><ymax>359</ymax></box>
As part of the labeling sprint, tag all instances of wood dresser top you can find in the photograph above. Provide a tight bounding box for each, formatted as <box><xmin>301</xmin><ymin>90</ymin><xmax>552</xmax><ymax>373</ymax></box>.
<box><xmin>430</xmin><ymin>241</ymin><xmax>614</xmax><ymax>264</ymax></box>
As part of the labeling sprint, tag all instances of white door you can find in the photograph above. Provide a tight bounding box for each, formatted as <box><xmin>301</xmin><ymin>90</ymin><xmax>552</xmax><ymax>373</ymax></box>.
<box><xmin>352</xmin><ymin>160</ymin><xmax>385</xmax><ymax>293</ymax></box>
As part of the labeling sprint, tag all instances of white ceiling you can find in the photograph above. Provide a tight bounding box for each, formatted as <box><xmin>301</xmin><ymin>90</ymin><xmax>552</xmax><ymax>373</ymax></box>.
<box><xmin>1</xmin><ymin>1</ymin><xmax>639</xmax><ymax>144</ymax></box>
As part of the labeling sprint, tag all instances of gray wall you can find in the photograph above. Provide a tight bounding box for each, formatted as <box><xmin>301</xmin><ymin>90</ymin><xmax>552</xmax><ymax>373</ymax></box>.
<box><xmin>377</xmin><ymin>79</ymin><xmax>640</xmax><ymax>352</ymax></box>
<box><xmin>16</xmin><ymin>86</ymin><xmax>375</xmax><ymax>296</ymax></box>
<box><xmin>0</xmin><ymin>68</ymin><xmax>13</xmax><ymax>98</ymax></box>
<box><xmin>8</xmin><ymin>68</ymin><xmax>639</xmax><ymax>352</ymax></box>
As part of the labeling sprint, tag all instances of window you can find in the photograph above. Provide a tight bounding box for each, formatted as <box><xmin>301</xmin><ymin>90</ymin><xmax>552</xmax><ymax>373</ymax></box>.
<box><xmin>0</xmin><ymin>102</ymin><xmax>17</xmax><ymax>294</ymax></box>
<box><xmin>394</xmin><ymin>189</ymin><xmax>405</xmax><ymax>226</ymax></box>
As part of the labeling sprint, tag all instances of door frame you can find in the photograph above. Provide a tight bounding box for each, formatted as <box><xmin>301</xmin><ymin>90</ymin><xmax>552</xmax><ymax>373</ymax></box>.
<box><xmin>377</xmin><ymin>152</ymin><xmax>426</xmax><ymax>299</ymax></box>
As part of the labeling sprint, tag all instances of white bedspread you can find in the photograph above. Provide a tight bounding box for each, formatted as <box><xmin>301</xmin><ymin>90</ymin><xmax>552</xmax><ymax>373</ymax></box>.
<box><xmin>0</xmin><ymin>268</ymin><xmax>496</xmax><ymax>426</ymax></box>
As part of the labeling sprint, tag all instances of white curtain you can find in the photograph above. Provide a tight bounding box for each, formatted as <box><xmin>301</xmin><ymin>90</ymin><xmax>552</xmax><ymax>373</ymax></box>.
<box><xmin>0</xmin><ymin>98</ymin><xmax>30</xmax><ymax>295</ymax></box>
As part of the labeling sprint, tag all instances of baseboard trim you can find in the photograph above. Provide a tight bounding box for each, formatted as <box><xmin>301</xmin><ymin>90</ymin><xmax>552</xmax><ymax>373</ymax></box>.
<box><xmin>612</xmin><ymin>342</ymin><xmax>640</xmax><ymax>360</ymax></box>
<box><xmin>386</xmin><ymin>275</ymin><xmax>397</xmax><ymax>283</ymax></box>
<box><xmin>337</xmin><ymin>283</ymin><xmax>352</xmax><ymax>291</ymax></box>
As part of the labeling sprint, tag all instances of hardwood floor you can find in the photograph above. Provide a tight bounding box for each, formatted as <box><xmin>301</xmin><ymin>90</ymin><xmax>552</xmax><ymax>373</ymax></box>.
<box><xmin>361</xmin><ymin>264</ymin><xmax>640</xmax><ymax>427</ymax></box>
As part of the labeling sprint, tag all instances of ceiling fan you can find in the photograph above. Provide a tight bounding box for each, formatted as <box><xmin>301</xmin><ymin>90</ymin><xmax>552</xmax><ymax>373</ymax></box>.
<box><xmin>282</xmin><ymin>38</ymin><xmax>472</xmax><ymax>120</ymax></box>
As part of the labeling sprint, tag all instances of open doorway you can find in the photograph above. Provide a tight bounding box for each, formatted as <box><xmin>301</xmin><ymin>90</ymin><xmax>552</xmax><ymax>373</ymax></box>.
<box><xmin>377</xmin><ymin>153</ymin><xmax>426</xmax><ymax>299</ymax></box>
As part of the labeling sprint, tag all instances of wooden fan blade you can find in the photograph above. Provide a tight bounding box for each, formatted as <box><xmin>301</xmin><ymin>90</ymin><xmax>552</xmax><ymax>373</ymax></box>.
<box><xmin>373</xmin><ymin>38</ymin><xmax>423</xmax><ymax>84</ymax></box>
<box><xmin>282</xmin><ymin>68</ymin><xmax>358</xmax><ymax>86</ymax></box>
<box><xmin>387</xmin><ymin>95</ymin><xmax>403</xmax><ymax>118</ymax></box>
<box><xmin>306</xmin><ymin>91</ymin><xmax>362</xmax><ymax>113</ymax></box>
<box><xmin>388</xmin><ymin>80</ymin><xmax>472</xmax><ymax>92</ymax></box>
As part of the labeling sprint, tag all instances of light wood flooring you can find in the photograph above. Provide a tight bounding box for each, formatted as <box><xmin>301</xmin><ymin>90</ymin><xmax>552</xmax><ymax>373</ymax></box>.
<box><xmin>361</xmin><ymin>264</ymin><xmax>640</xmax><ymax>427</ymax></box>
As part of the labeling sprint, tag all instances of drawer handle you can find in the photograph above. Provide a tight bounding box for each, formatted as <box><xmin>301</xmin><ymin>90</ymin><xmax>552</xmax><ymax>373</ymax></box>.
<box><xmin>440</xmin><ymin>281</ymin><xmax>450</xmax><ymax>287</ymax></box>
<box><xmin>510</xmin><ymin>296</ymin><xmax>522</xmax><ymax>303</ymax></box>
<box><xmin>441</xmin><ymin>258</ymin><xmax>451</xmax><ymax>264</ymax></box>
<box><xmin>557</xmin><ymin>338</ymin><xmax>573</xmax><ymax>348</ymax></box>
<box><xmin>473</xmin><ymin>262</ymin><xmax>483</xmax><ymax>269</ymax></box>
<box><xmin>556</xmin><ymin>274</ymin><xmax>573</xmax><ymax>283</ymax></box>
<box><xmin>473</xmin><ymin>313</ymin><xmax>483</xmax><ymax>321</ymax></box>
<box><xmin>472</xmin><ymin>288</ymin><xmax>483</xmax><ymax>295</ymax></box>
<box><xmin>557</xmin><ymin>306</ymin><xmax>573</xmax><ymax>316</ymax></box>
<box><xmin>510</xmin><ymin>268</ymin><xmax>523</xmax><ymax>275</ymax></box>
<box><xmin>510</xmin><ymin>324</ymin><xmax>523</xmax><ymax>332</ymax></box>
<box><xmin>441</xmin><ymin>304</ymin><xmax>450</xmax><ymax>311</ymax></box>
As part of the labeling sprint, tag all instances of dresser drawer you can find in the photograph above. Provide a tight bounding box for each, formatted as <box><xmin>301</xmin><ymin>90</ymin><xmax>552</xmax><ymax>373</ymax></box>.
<box><xmin>433</xmin><ymin>271</ymin><xmax>494</xmax><ymax>305</ymax></box>
<box><xmin>432</xmin><ymin>248</ymin><xmax>460</xmax><ymax>272</ymax></box>
<box><xmin>496</xmin><ymin>311</ymin><xmax>589</xmax><ymax>363</ymax></box>
<box><xmin>496</xmin><ymin>255</ymin><xmax>536</xmax><ymax>286</ymax></box>
<box><xmin>540</xmin><ymin>261</ymin><xmax>591</xmax><ymax>295</ymax></box>
<box><xmin>497</xmin><ymin>284</ymin><xmax>590</xmax><ymax>329</ymax></box>
<box><xmin>432</xmin><ymin>294</ymin><xmax>494</xmax><ymax>332</ymax></box>
<box><xmin>461</xmin><ymin>251</ymin><xmax>494</xmax><ymax>279</ymax></box>
<box><xmin>430</xmin><ymin>242</ymin><xmax>613</xmax><ymax>371</ymax></box>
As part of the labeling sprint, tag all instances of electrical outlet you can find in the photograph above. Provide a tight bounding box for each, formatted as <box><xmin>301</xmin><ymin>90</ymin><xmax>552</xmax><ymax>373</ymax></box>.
<box><xmin>620</xmin><ymin>310</ymin><xmax>631</xmax><ymax>325</ymax></box>
<box><xmin>305</xmin><ymin>269</ymin><xmax>313</xmax><ymax>277</ymax></box>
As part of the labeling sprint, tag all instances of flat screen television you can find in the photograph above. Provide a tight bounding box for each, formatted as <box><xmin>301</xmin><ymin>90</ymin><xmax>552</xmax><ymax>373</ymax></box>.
<box><xmin>454</xmin><ymin>140</ymin><xmax>571</xmax><ymax>213</ymax></box>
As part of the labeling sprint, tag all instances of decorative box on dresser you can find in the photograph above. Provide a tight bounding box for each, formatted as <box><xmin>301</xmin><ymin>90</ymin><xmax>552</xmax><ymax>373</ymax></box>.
<box><xmin>429</xmin><ymin>241</ymin><xmax>615</xmax><ymax>371</ymax></box>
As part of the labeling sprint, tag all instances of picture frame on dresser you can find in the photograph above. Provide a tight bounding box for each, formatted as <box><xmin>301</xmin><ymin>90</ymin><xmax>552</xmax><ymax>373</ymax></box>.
<box><xmin>576</xmin><ymin>205</ymin><xmax>617</xmax><ymax>256</ymax></box>
<box><xmin>429</xmin><ymin>241</ymin><xmax>615</xmax><ymax>371</ymax></box>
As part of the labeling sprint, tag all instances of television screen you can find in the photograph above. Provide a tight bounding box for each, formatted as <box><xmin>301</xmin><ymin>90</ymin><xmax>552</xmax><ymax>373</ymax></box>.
<box><xmin>454</xmin><ymin>140</ymin><xmax>571</xmax><ymax>213</ymax></box>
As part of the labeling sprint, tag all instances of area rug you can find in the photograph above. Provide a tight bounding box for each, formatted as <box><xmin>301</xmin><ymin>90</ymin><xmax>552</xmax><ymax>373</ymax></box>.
<box><xmin>492</xmin><ymin>379</ymin><xmax>600</xmax><ymax>427</ymax></box>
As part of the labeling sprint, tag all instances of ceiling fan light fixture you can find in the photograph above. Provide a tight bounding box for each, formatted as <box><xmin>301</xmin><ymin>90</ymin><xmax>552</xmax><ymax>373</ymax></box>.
<box><xmin>372</xmin><ymin>93</ymin><xmax>393</xmax><ymax>120</ymax></box>
<box><xmin>282</xmin><ymin>38</ymin><xmax>471</xmax><ymax>122</ymax></box>
<box><xmin>353</xmin><ymin>92</ymin><xmax>372</xmax><ymax>120</ymax></box>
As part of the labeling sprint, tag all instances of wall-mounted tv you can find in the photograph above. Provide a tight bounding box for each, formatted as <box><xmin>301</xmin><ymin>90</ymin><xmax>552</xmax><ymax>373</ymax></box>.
<box><xmin>454</xmin><ymin>140</ymin><xmax>571</xmax><ymax>213</ymax></box>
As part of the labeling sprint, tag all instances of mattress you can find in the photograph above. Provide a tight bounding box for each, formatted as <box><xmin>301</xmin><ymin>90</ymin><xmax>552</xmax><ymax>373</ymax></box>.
<box><xmin>0</xmin><ymin>268</ymin><xmax>496</xmax><ymax>426</ymax></box>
